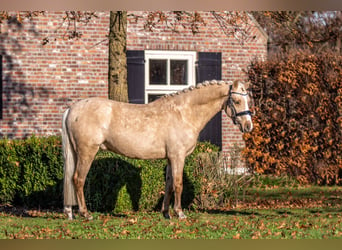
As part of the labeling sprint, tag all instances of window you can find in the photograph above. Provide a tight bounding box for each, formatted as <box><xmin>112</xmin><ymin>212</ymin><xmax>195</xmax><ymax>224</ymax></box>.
<box><xmin>144</xmin><ymin>50</ymin><xmax>196</xmax><ymax>103</ymax></box>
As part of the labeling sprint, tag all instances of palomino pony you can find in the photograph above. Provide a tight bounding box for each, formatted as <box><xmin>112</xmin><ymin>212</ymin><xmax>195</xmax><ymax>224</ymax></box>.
<box><xmin>62</xmin><ymin>79</ymin><xmax>253</xmax><ymax>220</ymax></box>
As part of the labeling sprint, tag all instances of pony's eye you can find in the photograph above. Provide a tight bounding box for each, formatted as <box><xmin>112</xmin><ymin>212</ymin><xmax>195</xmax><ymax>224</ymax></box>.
<box><xmin>234</xmin><ymin>100</ymin><xmax>241</xmax><ymax>105</ymax></box>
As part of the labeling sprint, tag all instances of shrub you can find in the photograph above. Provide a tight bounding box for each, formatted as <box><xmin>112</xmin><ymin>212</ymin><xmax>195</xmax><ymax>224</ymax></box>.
<box><xmin>84</xmin><ymin>152</ymin><xmax>166</xmax><ymax>213</ymax></box>
<box><xmin>244</xmin><ymin>49</ymin><xmax>342</xmax><ymax>184</ymax></box>
<box><xmin>85</xmin><ymin>141</ymin><xmax>220</xmax><ymax>213</ymax></box>
<box><xmin>1</xmin><ymin>136</ymin><xmax>231</xmax><ymax>212</ymax></box>
<box><xmin>192</xmin><ymin>150</ymin><xmax>254</xmax><ymax>210</ymax></box>
<box><xmin>0</xmin><ymin>136</ymin><xmax>63</xmax><ymax>206</ymax></box>
<box><xmin>0</xmin><ymin>139</ymin><xmax>21</xmax><ymax>203</ymax></box>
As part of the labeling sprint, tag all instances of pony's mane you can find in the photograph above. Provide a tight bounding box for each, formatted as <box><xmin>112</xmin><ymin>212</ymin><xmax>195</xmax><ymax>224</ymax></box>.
<box><xmin>161</xmin><ymin>80</ymin><xmax>231</xmax><ymax>99</ymax></box>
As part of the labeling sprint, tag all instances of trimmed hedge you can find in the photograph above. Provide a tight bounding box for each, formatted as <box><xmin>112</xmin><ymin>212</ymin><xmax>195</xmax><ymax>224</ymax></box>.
<box><xmin>0</xmin><ymin>136</ymin><xmax>219</xmax><ymax>212</ymax></box>
<box><xmin>0</xmin><ymin>136</ymin><xmax>63</xmax><ymax>206</ymax></box>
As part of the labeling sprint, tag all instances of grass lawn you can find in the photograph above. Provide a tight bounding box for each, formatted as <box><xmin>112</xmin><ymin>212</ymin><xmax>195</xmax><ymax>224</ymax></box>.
<box><xmin>1</xmin><ymin>208</ymin><xmax>342</xmax><ymax>239</ymax></box>
<box><xmin>1</xmin><ymin>186</ymin><xmax>342</xmax><ymax>239</ymax></box>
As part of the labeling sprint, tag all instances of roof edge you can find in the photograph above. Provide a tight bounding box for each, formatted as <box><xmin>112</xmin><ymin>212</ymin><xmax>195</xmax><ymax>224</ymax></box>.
<box><xmin>246</xmin><ymin>12</ymin><xmax>268</xmax><ymax>40</ymax></box>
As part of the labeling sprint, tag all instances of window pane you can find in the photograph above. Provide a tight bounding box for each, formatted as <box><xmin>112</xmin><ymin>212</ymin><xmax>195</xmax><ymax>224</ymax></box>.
<box><xmin>148</xmin><ymin>94</ymin><xmax>165</xmax><ymax>103</ymax></box>
<box><xmin>149</xmin><ymin>59</ymin><xmax>167</xmax><ymax>85</ymax></box>
<box><xmin>170</xmin><ymin>60</ymin><xmax>187</xmax><ymax>85</ymax></box>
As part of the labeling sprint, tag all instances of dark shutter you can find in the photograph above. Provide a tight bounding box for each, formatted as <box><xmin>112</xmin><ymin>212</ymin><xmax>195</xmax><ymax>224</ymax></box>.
<box><xmin>127</xmin><ymin>50</ymin><xmax>145</xmax><ymax>104</ymax></box>
<box><xmin>0</xmin><ymin>55</ymin><xmax>2</xmax><ymax>119</ymax></box>
<box><xmin>197</xmin><ymin>52</ymin><xmax>222</xmax><ymax>148</ymax></box>
<box><xmin>197</xmin><ymin>52</ymin><xmax>222</xmax><ymax>82</ymax></box>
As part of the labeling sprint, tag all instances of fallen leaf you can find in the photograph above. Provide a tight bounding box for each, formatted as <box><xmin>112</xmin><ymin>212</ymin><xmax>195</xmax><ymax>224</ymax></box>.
<box><xmin>252</xmin><ymin>231</ymin><xmax>261</xmax><ymax>239</ymax></box>
<box><xmin>233</xmin><ymin>233</ymin><xmax>241</xmax><ymax>239</ymax></box>
<box><xmin>274</xmin><ymin>232</ymin><xmax>282</xmax><ymax>237</ymax></box>
<box><xmin>258</xmin><ymin>221</ymin><xmax>265</xmax><ymax>230</ymax></box>
<box><xmin>102</xmin><ymin>219</ymin><xmax>109</xmax><ymax>226</ymax></box>
<box><xmin>121</xmin><ymin>230</ymin><xmax>130</xmax><ymax>236</ymax></box>
<box><xmin>128</xmin><ymin>218</ymin><xmax>137</xmax><ymax>225</ymax></box>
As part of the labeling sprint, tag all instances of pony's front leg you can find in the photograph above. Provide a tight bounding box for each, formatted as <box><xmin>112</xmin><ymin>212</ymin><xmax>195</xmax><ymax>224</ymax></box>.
<box><xmin>170</xmin><ymin>156</ymin><xmax>187</xmax><ymax>220</ymax></box>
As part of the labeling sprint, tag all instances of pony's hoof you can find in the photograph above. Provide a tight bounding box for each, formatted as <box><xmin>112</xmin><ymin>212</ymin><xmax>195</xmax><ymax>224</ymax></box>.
<box><xmin>67</xmin><ymin>215</ymin><xmax>75</xmax><ymax>220</ymax></box>
<box><xmin>80</xmin><ymin>211</ymin><xmax>93</xmax><ymax>220</ymax></box>
<box><xmin>162</xmin><ymin>211</ymin><xmax>171</xmax><ymax>219</ymax></box>
<box><xmin>83</xmin><ymin>213</ymin><xmax>93</xmax><ymax>220</ymax></box>
<box><xmin>177</xmin><ymin>211</ymin><xmax>187</xmax><ymax>220</ymax></box>
<box><xmin>64</xmin><ymin>208</ymin><xmax>75</xmax><ymax>220</ymax></box>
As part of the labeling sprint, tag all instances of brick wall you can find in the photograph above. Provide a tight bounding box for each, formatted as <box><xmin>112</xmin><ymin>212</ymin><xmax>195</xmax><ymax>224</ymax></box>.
<box><xmin>1</xmin><ymin>11</ymin><xmax>267</xmax><ymax>159</ymax></box>
<box><xmin>0</xmin><ymin>11</ymin><xmax>109</xmax><ymax>138</ymax></box>
<box><xmin>127</xmin><ymin>11</ymin><xmax>267</xmax><ymax>154</ymax></box>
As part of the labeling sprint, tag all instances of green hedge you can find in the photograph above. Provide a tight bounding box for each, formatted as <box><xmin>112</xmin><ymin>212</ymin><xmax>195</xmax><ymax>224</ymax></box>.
<box><xmin>0</xmin><ymin>135</ymin><xmax>219</xmax><ymax>212</ymax></box>
<box><xmin>0</xmin><ymin>136</ymin><xmax>63</xmax><ymax>207</ymax></box>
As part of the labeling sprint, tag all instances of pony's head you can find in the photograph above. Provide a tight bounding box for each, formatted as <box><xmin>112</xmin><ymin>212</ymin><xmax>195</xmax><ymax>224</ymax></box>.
<box><xmin>224</xmin><ymin>80</ymin><xmax>253</xmax><ymax>133</ymax></box>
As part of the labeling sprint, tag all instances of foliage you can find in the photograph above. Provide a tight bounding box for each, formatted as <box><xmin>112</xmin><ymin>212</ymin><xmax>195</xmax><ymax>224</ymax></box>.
<box><xmin>131</xmin><ymin>11</ymin><xmax>251</xmax><ymax>43</ymax></box>
<box><xmin>1</xmin><ymin>10</ymin><xmax>254</xmax><ymax>45</ymax></box>
<box><xmin>0</xmin><ymin>136</ymin><xmax>63</xmax><ymax>206</ymax></box>
<box><xmin>192</xmin><ymin>150</ymin><xmax>253</xmax><ymax>210</ymax></box>
<box><xmin>85</xmin><ymin>141</ymin><xmax>220</xmax><ymax>213</ymax></box>
<box><xmin>133</xmin><ymin>11</ymin><xmax>206</xmax><ymax>34</ymax></box>
<box><xmin>244</xmin><ymin>49</ymin><xmax>342</xmax><ymax>184</ymax></box>
<box><xmin>0</xmin><ymin>11</ymin><xmax>97</xmax><ymax>44</ymax></box>
<box><xmin>4</xmin><ymin>134</ymin><xmax>334</xmax><ymax>213</ymax></box>
<box><xmin>84</xmin><ymin>151</ymin><xmax>166</xmax><ymax>213</ymax></box>
<box><xmin>252</xmin><ymin>11</ymin><xmax>342</xmax><ymax>53</ymax></box>
<box><xmin>0</xmin><ymin>136</ymin><xmax>232</xmax><ymax>212</ymax></box>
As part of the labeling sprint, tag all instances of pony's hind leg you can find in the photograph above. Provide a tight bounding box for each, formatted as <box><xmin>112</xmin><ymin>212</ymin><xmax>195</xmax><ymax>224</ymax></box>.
<box><xmin>161</xmin><ymin>162</ymin><xmax>173</xmax><ymax>219</ymax></box>
<box><xmin>170</xmin><ymin>155</ymin><xmax>187</xmax><ymax>220</ymax></box>
<box><xmin>73</xmin><ymin>146</ymin><xmax>98</xmax><ymax>220</ymax></box>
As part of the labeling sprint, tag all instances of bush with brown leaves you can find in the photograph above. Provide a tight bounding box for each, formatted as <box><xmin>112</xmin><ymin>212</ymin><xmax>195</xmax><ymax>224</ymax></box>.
<box><xmin>244</xmin><ymin>50</ymin><xmax>342</xmax><ymax>184</ymax></box>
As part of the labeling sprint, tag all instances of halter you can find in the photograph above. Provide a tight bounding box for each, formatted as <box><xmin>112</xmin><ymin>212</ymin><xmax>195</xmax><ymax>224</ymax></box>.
<box><xmin>227</xmin><ymin>84</ymin><xmax>253</xmax><ymax>124</ymax></box>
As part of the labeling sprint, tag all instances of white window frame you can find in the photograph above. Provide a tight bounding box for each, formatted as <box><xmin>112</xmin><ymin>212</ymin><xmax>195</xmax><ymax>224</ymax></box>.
<box><xmin>144</xmin><ymin>50</ymin><xmax>196</xmax><ymax>103</ymax></box>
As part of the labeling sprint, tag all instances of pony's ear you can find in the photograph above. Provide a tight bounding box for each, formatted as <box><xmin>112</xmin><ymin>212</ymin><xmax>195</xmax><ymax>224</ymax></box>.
<box><xmin>244</xmin><ymin>81</ymin><xmax>251</xmax><ymax>89</ymax></box>
<box><xmin>233</xmin><ymin>80</ymin><xmax>239</xmax><ymax>89</ymax></box>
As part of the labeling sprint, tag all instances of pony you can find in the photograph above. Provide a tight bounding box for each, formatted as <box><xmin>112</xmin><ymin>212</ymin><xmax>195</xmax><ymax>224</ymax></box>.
<box><xmin>61</xmin><ymin>79</ymin><xmax>253</xmax><ymax>220</ymax></box>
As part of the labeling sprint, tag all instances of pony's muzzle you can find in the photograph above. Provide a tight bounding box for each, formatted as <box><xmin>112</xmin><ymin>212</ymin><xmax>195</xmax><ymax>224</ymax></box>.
<box><xmin>235</xmin><ymin>114</ymin><xmax>253</xmax><ymax>133</ymax></box>
<box><xmin>243</xmin><ymin>120</ymin><xmax>253</xmax><ymax>133</ymax></box>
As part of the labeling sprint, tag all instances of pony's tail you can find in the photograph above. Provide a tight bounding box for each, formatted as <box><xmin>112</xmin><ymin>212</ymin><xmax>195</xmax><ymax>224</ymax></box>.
<box><xmin>62</xmin><ymin>108</ymin><xmax>77</xmax><ymax>206</ymax></box>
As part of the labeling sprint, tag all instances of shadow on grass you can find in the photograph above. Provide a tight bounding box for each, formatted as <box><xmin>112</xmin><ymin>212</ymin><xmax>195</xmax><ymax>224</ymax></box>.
<box><xmin>202</xmin><ymin>209</ymin><xmax>262</xmax><ymax>216</ymax></box>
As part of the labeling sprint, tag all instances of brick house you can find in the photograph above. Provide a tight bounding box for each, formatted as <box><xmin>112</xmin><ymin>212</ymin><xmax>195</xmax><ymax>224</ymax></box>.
<box><xmin>0</xmin><ymin>11</ymin><xmax>267</xmax><ymax>157</ymax></box>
